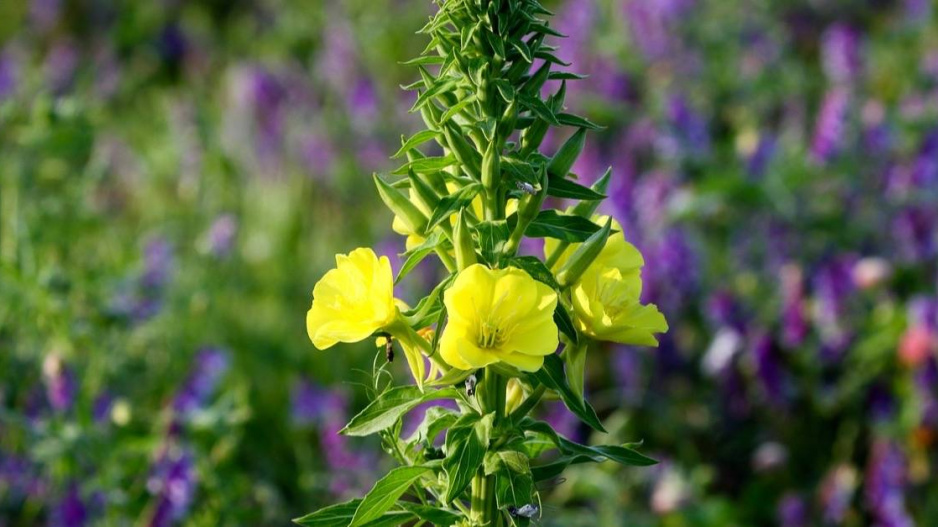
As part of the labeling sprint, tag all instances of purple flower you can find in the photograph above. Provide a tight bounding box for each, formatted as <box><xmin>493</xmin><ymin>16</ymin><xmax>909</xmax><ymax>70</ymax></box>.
<box><xmin>30</xmin><ymin>0</ymin><xmax>62</xmax><ymax>32</ymax></box>
<box><xmin>745</xmin><ymin>133</ymin><xmax>776</xmax><ymax>179</ymax></box>
<box><xmin>910</xmin><ymin>129</ymin><xmax>938</xmax><ymax>189</ymax></box>
<box><xmin>706</xmin><ymin>291</ymin><xmax>745</xmax><ymax>332</ymax></box>
<box><xmin>666</xmin><ymin>95</ymin><xmax>710</xmax><ymax>159</ymax></box>
<box><xmin>42</xmin><ymin>354</ymin><xmax>76</xmax><ymax>413</ymax></box>
<box><xmin>777</xmin><ymin>493</ymin><xmax>809</xmax><ymax>527</ymax></box>
<box><xmin>892</xmin><ymin>207</ymin><xmax>936</xmax><ymax>263</ymax></box>
<box><xmin>810</xmin><ymin>88</ymin><xmax>851</xmax><ymax>164</ymax></box>
<box><xmin>142</xmin><ymin>237</ymin><xmax>174</xmax><ymax>292</ymax></box>
<box><xmin>622</xmin><ymin>0</ymin><xmax>694</xmax><ymax>62</ymax></box>
<box><xmin>157</xmin><ymin>23</ymin><xmax>188</xmax><ymax>66</ymax></box>
<box><xmin>865</xmin><ymin>441</ymin><xmax>913</xmax><ymax>527</ymax></box>
<box><xmin>611</xmin><ymin>350</ymin><xmax>644</xmax><ymax>405</ymax></box>
<box><xmin>867</xmin><ymin>384</ymin><xmax>896</xmax><ymax>423</ymax></box>
<box><xmin>44</xmin><ymin>40</ymin><xmax>79</xmax><ymax>94</ymax></box>
<box><xmin>812</xmin><ymin>256</ymin><xmax>856</xmax><ymax>359</ymax></box>
<box><xmin>52</xmin><ymin>482</ymin><xmax>88</xmax><ymax>527</ymax></box>
<box><xmin>147</xmin><ymin>446</ymin><xmax>196</xmax><ymax>527</ymax></box>
<box><xmin>204</xmin><ymin>214</ymin><xmax>237</xmax><ymax>258</ymax></box>
<box><xmin>914</xmin><ymin>358</ymin><xmax>938</xmax><ymax>429</ymax></box>
<box><xmin>752</xmin><ymin>334</ymin><xmax>786</xmax><ymax>406</ymax></box>
<box><xmin>92</xmin><ymin>392</ymin><xmax>113</xmax><ymax>424</ymax></box>
<box><xmin>173</xmin><ymin>348</ymin><xmax>229</xmax><ymax>418</ymax></box>
<box><xmin>300</xmin><ymin>131</ymin><xmax>336</xmax><ymax>178</ymax></box>
<box><xmin>780</xmin><ymin>264</ymin><xmax>808</xmax><ymax>348</ymax></box>
<box><xmin>821</xmin><ymin>23</ymin><xmax>862</xmax><ymax>84</ymax></box>
<box><xmin>0</xmin><ymin>47</ymin><xmax>18</xmax><ymax>100</ymax></box>
<box><xmin>347</xmin><ymin>77</ymin><xmax>379</xmax><ymax>128</ymax></box>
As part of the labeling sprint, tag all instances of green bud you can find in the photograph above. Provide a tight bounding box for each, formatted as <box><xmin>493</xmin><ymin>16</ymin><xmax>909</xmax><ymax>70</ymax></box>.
<box><xmin>453</xmin><ymin>209</ymin><xmax>477</xmax><ymax>270</ymax></box>
<box><xmin>419</xmin><ymin>99</ymin><xmax>442</xmax><ymax>130</ymax></box>
<box><xmin>547</xmin><ymin>128</ymin><xmax>586</xmax><ymax>178</ymax></box>
<box><xmin>570</xmin><ymin>166</ymin><xmax>611</xmax><ymax>218</ymax></box>
<box><xmin>373</xmin><ymin>174</ymin><xmax>428</xmax><ymax>235</ymax></box>
<box><xmin>407</xmin><ymin>170</ymin><xmax>440</xmax><ymax>213</ymax></box>
<box><xmin>520</xmin><ymin>118</ymin><xmax>549</xmax><ymax>156</ymax></box>
<box><xmin>564</xmin><ymin>340</ymin><xmax>588</xmax><ymax>400</ymax></box>
<box><xmin>496</xmin><ymin>99</ymin><xmax>519</xmax><ymax>140</ymax></box>
<box><xmin>556</xmin><ymin>216</ymin><xmax>612</xmax><ymax>288</ymax></box>
<box><xmin>504</xmin><ymin>167</ymin><xmax>547</xmax><ymax>256</ymax></box>
<box><xmin>443</xmin><ymin>121</ymin><xmax>482</xmax><ymax>180</ymax></box>
<box><xmin>481</xmin><ymin>139</ymin><xmax>501</xmax><ymax>192</ymax></box>
<box><xmin>521</xmin><ymin>60</ymin><xmax>551</xmax><ymax>95</ymax></box>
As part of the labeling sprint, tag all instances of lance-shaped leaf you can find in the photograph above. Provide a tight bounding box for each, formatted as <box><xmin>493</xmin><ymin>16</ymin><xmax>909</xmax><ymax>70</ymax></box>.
<box><xmin>556</xmin><ymin>112</ymin><xmax>603</xmax><ymax>130</ymax></box>
<box><xmin>396</xmin><ymin>231</ymin><xmax>444</xmax><ymax>284</ymax></box>
<box><xmin>426</xmin><ymin>182</ymin><xmax>483</xmax><ymax>231</ymax></box>
<box><xmin>546</xmin><ymin>174</ymin><xmax>606</xmax><ymax>200</ymax></box>
<box><xmin>399</xmin><ymin>503</ymin><xmax>461</xmax><ymax>527</ymax></box>
<box><xmin>553</xmin><ymin>303</ymin><xmax>578</xmax><ymax>345</ymax></box>
<box><xmin>342</xmin><ymin>386</ymin><xmax>459</xmax><ymax>437</ymax></box>
<box><xmin>510</xmin><ymin>209</ymin><xmax>603</xmax><ymax>242</ymax></box>
<box><xmin>569</xmin><ymin>167</ymin><xmax>611</xmax><ymax>218</ymax></box>
<box><xmin>517</xmin><ymin>92</ymin><xmax>560</xmax><ymax>125</ymax></box>
<box><xmin>547</xmin><ymin>128</ymin><xmax>586</xmax><ymax>178</ymax></box>
<box><xmin>392</xmin><ymin>154</ymin><xmax>459</xmax><ymax>175</ymax></box>
<box><xmin>525</xmin><ymin>354</ymin><xmax>605</xmax><ymax>432</ymax></box>
<box><xmin>392</xmin><ymin>130</ymin><xmax>442</xmax><ymax>159</ymax></box>
<box><xmin>293</xmin><ymin>499</ymin><xmax>414</xmax><ymax>527</ymax></box>
<box><xmin>410</xmin><ymin>78</ymin><xmax>458</xmax><ymax>113</ymax></box>
<box><xmin>509</xmin><ymin>256</ymin><xmax>559</xmax><ymax>290</ymax></box>
<box><xmin>350</xmin><ymin>465</ymin><xmax>432</xmax><ymax>526</ymax></box>
<box><xmin>443</xmin><ymin>413</ymin><xmax>492</xmax><ymax>503</ymax></box>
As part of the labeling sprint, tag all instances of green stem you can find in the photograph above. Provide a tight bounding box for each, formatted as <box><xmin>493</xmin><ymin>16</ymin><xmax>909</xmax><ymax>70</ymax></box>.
<box><xmin>544</xmin><ymin>241</ymin><xmax>569</xmax><ymax>269</ymax></box>
<box><xmin>435</xmin><ymin>247</ymin><xmax>457</xmax><ymax>272</ymax></box>
<box><xmin>508</xmin><ymin>384</ymin><xmax>546</xmax><ymax>424</ymax></box>
<box><xmin>470</xmin><ymin>367</ymin><xmax>505</xmax><ymax>526</ymax></box>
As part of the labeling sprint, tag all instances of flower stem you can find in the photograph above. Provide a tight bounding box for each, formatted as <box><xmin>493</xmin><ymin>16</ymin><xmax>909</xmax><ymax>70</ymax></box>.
<box><xmin>471</xmin><ymin>367</ymin><xmax>505</xmax><ymax>526</ymax></box>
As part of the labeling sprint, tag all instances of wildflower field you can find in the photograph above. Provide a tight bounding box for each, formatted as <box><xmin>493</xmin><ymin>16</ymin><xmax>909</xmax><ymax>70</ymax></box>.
<box><xmin>1</xmin><ymin>0</ymin><xmax>937</xmax><ymax>526</ymax></box>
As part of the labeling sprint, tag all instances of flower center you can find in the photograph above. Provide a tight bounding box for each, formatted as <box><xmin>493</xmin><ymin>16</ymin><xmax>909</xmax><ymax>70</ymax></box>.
<box><xmin>478</xmin><ymin>319</ymin><xmax>508</xmax><ymax>349</ymax></box>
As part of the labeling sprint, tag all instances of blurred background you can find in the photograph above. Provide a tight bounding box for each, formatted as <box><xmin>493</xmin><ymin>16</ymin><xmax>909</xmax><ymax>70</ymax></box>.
<box><xmin>1</xmin><ymin>0</ymin><xmax>937</xmax><ymax>525</ymax></box>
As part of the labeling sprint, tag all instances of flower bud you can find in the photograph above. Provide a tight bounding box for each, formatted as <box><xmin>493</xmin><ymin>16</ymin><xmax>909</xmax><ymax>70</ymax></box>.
<box><xmin>443</xmin><ymin>121</ymin><xmax>482</xmax><ymax>180</ymax></box>
<box><xmin>522</xmin><ymin>60</ymin><xmax>551</xmax><ymax>95</ymax></box>
<box><xmin>453</xmin><ymin>209</ymin><xmax>477</xmax><ymax>270</ymax></box>
<box><xmin>556</xmin><ymin>216</ymin><xmax>612</xmax><ymax>288</ymax></box>
<box><xmin>520</xmin><ymin>119</ymin><xmax>549</xmax><ymax>156</ymax></box>
<box><xmin>374</xmin><ymin>174</ymin><xmax>428</xmax><ymax>235</ymax></box>
<box><xmin>407</xmin><ymin>170</ymin><xmax>441</xmax><ymax>213</ymax></box>
<box><xmin>496</xmin><ymin>99</ymin><xmax>519</xmax><ymax>141</ymax></box>
<box><xmin>419</xmin><ymin>98</ymin><xmax>442</xmax><ymax>130</ymax></box>
<box><xmin>564</xmin><ymin>341</ymin><xmax>588</xmax><ymax>400</ymax></box>
<box><xmin>570</xmin><ymin>167</ymin><xmax>611</xmax><ymax>218</ymax></box>
<box><xmin>505</xmin><ymin>378</ymin><xmax>525</xmax><ymax>414</ymax></box>
<box><xmin>481</xmin><ymin>139</ymin><xmax>501</xmax><ymax>192</ymax></box>
<box><xmin>547</xmin><ymin>128</ymin><xmax>586</xmax><ymax>178</ymax></box>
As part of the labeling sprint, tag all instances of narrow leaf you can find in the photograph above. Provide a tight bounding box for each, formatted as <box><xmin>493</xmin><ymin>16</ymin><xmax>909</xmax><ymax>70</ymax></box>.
<box><xmin>392</xmin><ymin>130</ymin><xmax>442</xmax><ymax>159</ymax></box>
<box><xmin>546</xmin><ymin>174</ymin><xmax>606</xmax><ymax>200</ymax></box>
<box><xmin>426</xmin><ymin>183</ymin><xmax>483</xmax><ymax>231</ymax></box>
<box><xmin>350</xmin><ymin>465</ymin><xmax>431</xmax><ymax>526</ymax></box>
<box><xmin>528</xmin><ymin>354</ymin><xmax>605</xmax><ymax>432</ymax></box>
<box><xmin>342</xmin><ymin>386</ymin><xmax>459</xmax><ymax>437</ymax></box>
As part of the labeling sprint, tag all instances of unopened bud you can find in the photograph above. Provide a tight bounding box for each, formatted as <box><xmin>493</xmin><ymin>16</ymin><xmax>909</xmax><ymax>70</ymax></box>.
<box><xmin>556</xmin><ymin>217</ymin><xmax>612</xmax><ymax>288</ymax></box>
<box><xmin>547</xmin><ymin>128</ymin><xmax>586</xmax><ymax>178</ymax></box>
<box><xmin>453</xmin><ymin>209</ymin><xmax>477</xmax><ymax>270</ymax></box>
<box><xmin>570</xmin><ymin>167</ymin><xmax>611</xmax><ymax>218</ymax></box>
<box><xmin>374</xmin><ymin>174</ymin><xmax>428</xmax><ymax>235</ymax></box>
<box><xmin>481</xmin><ymin>140</ymin><xmax>501</xmax><ymax>191</ymax></box>
<box><xmin>407</xmin><ymin>170</ymin><xmax>441</xmax><ymax>213</ymax></box>
<box><xmin>443</xmin><ymin>121</ymin><xmax>482</xmax><ymax>180</ymax></box>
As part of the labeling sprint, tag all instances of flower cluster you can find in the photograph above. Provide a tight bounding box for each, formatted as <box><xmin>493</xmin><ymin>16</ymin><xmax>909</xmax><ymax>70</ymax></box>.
<box><xmin>301</xmin><ymin>1</ymin><xmax>666</xmax><ymax>525</ymax></box>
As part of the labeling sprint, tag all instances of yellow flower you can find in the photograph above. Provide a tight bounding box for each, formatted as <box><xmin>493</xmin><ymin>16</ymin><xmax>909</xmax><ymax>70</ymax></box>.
<box><xmin>546</xmin><ymin>215</ymin><xmax>667</xmax><ymax>345</ymax></box>
<box><xmin>571</xmin><ymin>264</ymin><xmax>667</xmax><ymax>345</ymax></box>
<box><xmin>306</xmin><ymin>248</ymin><xmax>398</xmax><ymax>349</ymax></box>
<box><xmin>440</xmin><ymin>264</ymin><xmax>559</xmax><ymax>372</ymax></box>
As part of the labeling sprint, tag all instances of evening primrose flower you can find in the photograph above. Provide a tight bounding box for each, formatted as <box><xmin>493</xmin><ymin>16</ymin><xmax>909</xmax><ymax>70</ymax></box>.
<box><xmin>547</xmin><ymin>215</ymin><xmax>667</xmax><ymax>345</ymax></box>
<box><xmin>440</xmin><ymin>264</ymin><xmax>558</xmax><ymax>372</ymax></box>
<box><xmin>307</xmin><ymin>248</ymin><xmax>398</xmax><ymax>349</ymax></box>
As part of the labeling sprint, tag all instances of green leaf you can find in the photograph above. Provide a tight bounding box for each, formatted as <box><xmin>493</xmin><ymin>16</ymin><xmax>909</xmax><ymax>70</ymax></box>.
<box><xmin>555</xmin><ymin>112</ymin><xmax>603</xmax><ymax>130</ymax></box>
<box><xmin>399</xmin><ymin>56</ymin><xmax>446</xmax><ymax>66</ymax></box>
<box><xmin>392</xmin><ymin>130</ymin><xmax>442</xmax><ymax>159</ymax></box>
<box><xmin>484</xmin><ymin>450</ymin><xmax>531</xmax><ymax>475</ymax></box>
<box><xmin>521</xmin><ymin>418</ymin><xmax>657</xmax><ymax>481</ymax></box>
<box><xmin>293</xmin><ymin>499</ymin><xmax>360</xmax><ymax>526</ymax></box>
<box><xmin>548</xmin><ymin>72</ymin><xmax>588</xmax><ymax>81</ymax></box>
<box><xmin>294</xmin><ymin>500</ymin><xmax>415</xmax><ymax>527</ymax></box>
<box><xmin>402</xmin><ymin>275</ymin><xmax>452</xmax><ymax>328</ymax></box>
<box><xmin>495</xmin><ymin>470</ymin><xmax>534</xmax><ymax>509</ymax></box>
<box><xmin>443</xmin><ymin>413</ymin><xmax>490</xmax><ymax>503</ymax></box>
<box><xmin>527</xmin><ymin>354</ymin><xmax>605</xmax><ymax>432</ymax></box>
<box><xmin>350</xmin><ymin>465</ymin><xmax>432</xmax><ymax>526</ymax></box>
<box><xmin>399</xmin><ymin>503</ymin><xmax>461</xmax><ymax>527</ymax></box>
<box><xmin>410</xmin><ymin>78</ymin><xmax>458</xmax><ymax>113</ymax></box>
<box><xmin>396</xmin><ymin>231</ymin><xmax>444</xmax><ymax>284</ymax></box>
<box><xmin>392</xmin><ymin>155</ymin><xmax>459</xmax><ymax>175</ymax></box>
<box><xmin>518</xmin><ymin>210</ymin><xmax>603</xmax><ymax>242</ymax></box>
<box><xmin>553</xmin><ymin>304</ymin><xmax>578</xmax><ymax>345</ymax></box>
<box><xmin>509</xmin><ymin>38</ymin><xmax>533</xmax><ymax>63</ymax></box>
<box><xmin>407</xmin><ymin>405</ymin><xmax>460</xmax><ymax>444</ymax></box>
<box><xmin>439</xmin><ymin>95</ymin><xmax>478</xmax><ymax>125</ymax></box>
<box><xmin>546</xmin><ymin>174</ymin><xmax>606</xmax><ymax>200</ymax></box>
<box><xmin>426</xmin><ymin>183</ymin><xmax>483</xmax><ymax>230</ymax></box>
<box><xmin>342</xmin><ymin>386</ymin><xmax>459</xmax><ymax>437</ymax></box>
<box><xmin>517</xmin><ymin>93</ymin><xmax>560</xmax><ymax>125</ymax></box>
<box><xmin>510</xmin><ymin>256</ymin><xmax>559</xmax><ymax>290</ymax></box>
<box><xmin>475</xmin><ymin>220</ymin><xmax>511</xmax><ymax>266</ymax></box>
